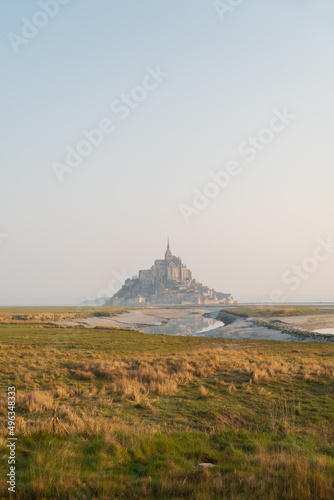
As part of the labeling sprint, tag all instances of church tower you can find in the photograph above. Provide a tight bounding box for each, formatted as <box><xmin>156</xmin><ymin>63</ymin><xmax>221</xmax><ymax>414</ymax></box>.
<box><xmin>165</xmin><ymin>237</ymin><xmax>173</xmax><ymax>261</ymax></box>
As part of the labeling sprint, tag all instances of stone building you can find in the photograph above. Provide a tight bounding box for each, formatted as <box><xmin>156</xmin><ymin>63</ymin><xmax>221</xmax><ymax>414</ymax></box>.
<box><xmin>139</xmin><ymin>239</ymin><xmax>192</xmax><ymax>291</ymax></box>
<box><xmin>106</xmin><ymin>240</ymin><xmax>235</xmax><ymax>306</ymax></box>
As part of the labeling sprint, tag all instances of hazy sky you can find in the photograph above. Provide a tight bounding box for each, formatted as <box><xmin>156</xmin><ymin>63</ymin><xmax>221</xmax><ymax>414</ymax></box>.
<box><xmin>1</xmin><ymin>0</ymin><xmax>334</xmax><ymax>305</ymax></box>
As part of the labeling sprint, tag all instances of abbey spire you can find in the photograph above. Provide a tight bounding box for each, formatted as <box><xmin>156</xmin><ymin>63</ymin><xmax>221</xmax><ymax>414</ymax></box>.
<box><xmin>165</xmin><ymin>237</ymin><xmax>172</xmax><ymax>261</ymax></box>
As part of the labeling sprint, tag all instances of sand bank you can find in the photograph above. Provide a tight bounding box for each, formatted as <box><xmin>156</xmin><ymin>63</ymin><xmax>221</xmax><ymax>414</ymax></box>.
<box><xmin>266</xmin><ymin>314</ymin><xmax>334</xmax><ymax>333</ymax></box>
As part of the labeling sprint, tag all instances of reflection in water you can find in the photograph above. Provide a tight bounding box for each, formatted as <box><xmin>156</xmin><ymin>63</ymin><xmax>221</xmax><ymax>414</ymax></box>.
<box><xmin>142</xmin><ymin>314</ymin><xmax>334</xmax><ymax>343</ymax></box>
<box><xmin>143</xmin><ymin>316</ymin><xmax>224</xmax><ymax>336</ymax></box>
<box><xmin>59</xmin><ymin>307</ymin><xmax>334</xmax><ymax>343</ymax></box>
<box><xmin>197</xmin><ymin>321</ymin><xmax>226</xmax><ymax>335</ymax></box>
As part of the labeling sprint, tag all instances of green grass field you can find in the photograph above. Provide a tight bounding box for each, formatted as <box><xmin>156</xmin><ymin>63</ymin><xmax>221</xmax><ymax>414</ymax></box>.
<box><xmin>0</xmin><ymin>311</ymin><xmax>334</xmax><ymax>499</ymax></box>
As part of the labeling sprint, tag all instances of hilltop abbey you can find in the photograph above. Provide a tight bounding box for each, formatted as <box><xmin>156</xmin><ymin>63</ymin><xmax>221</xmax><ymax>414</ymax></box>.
<box><xmin>106</xmin><ymin>240</ymin><xmax>235</xmax><ymax>307</ymax></box>
<box><xmin>139</xmin><ymin>239</ymin><xmax>192</xmax><ymax>290</ymax></box>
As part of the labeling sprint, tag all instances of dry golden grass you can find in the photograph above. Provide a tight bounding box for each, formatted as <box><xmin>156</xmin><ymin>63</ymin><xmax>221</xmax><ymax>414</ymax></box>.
<box><xmin>198</xmin><ymin>385</ymin><xmax>209</xmax><ymax>398</ymax></box>
<box><xmin>0</xmin><ymin>306</ymin><xmax>126</xmax><ymax>324</ymax></box>
<box><xmin>16</xmin><ymin>390</ymin><xmax>54</xmax><ymax>414</ymax></box>
<box><xmin>0</xmin><ymin>323</ymin><xmax>333</xmax><ymax>498</ymax></box>
<box><xmin>1</xmin><ymin>343</ymin><xmax>332</xmax><ymax>439</ymax></box>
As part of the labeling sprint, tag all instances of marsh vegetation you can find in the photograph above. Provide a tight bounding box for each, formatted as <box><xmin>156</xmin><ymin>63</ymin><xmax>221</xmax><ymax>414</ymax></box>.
<box><xmin>0</xmin><ymin>308</ymin><xmax>333</xmax><ymax>498</ymax></box>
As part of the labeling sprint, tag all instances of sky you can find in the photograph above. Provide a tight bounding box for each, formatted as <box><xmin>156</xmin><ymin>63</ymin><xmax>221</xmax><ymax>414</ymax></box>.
<box><xmin>0</xmin><ymin>0</ymin><xmax>334</xmax><ymax>305</ymax></box>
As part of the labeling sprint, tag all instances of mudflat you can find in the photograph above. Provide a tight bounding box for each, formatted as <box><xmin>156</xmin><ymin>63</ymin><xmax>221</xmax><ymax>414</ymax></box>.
<box><xmin>59</xmin><ymin>307</ymin><xmax>214</xmax><ymax>330</ymax></box>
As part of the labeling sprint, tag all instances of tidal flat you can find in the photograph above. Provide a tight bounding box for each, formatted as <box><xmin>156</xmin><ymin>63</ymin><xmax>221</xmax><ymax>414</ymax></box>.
<box><xmin>58</xmin><ymin>305</ymin><xmax>334</xmax><ymax>343</ymax></box>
